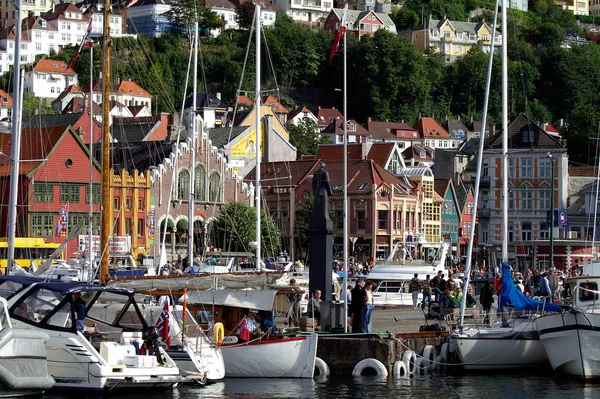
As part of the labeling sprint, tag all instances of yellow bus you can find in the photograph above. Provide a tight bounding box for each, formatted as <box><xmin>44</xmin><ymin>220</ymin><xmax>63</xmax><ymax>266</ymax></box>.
<box><xmin>0</xmin><ymin>237</ymin><xmax>62</xmax><ymax>273</ymax></box>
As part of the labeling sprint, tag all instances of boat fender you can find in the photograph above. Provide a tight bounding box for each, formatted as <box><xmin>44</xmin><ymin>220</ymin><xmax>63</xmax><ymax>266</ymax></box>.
<box><xmin>392</xmin><ymin>360</ymin><xmax>408</xmax><ymax>378</ymax></box>
<box><xmin>436</xmin><ymin>355</ymin><xmax>445</xmax><ymax>368</ymax></box>
<box><xmin>422</xmin><ymin>345</ymin><xmax>436</xmax><ymax>370</ymax></box>
<box><xmin>402</xmin><ymin>350</ymin><xmax>417</xmax><ymax>375</ymax></box>
<box><xmin>314</xmin><ymin>357</ymin><xmax>330</xmax><ymax>377</ymax></box>
<box><xmin>415</xmin><ymin>358</ymin><xmax>429</xmax><ymax>375</ymax></box>
<box><xmin>440</xmin><ymin>343</ymin><xmax>450</xmax><ymax>362</ymax></box>
<box><xmin>213</xmin><ymin>322</ymin><xmax>225</xmax><ymax>346</ymax></box>
<box><xmin>352</xmin><ymin>358</ymin><xmax>389</xmax><ymax>378</ymax></box>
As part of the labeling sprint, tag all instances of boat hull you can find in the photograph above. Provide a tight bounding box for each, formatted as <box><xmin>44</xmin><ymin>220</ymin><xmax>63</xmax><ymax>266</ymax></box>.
<box><xmin>220</xmin><ymin>334</ymin><xmax>318</xmax><ymax>378</ymax></box>
<box><xmin>450</xmin><ymin>324</ymin><xmax>548</xmax><ymax>370</ymax></box>
<box><xmin>166</xmin><ymin>341</ymin><xmax>225</xmax><ymax>381</ymax></box>
<box><xmin>535</xmin><ymin>311</ymin><xmax>600</xmax><ymax>379</ymax></box>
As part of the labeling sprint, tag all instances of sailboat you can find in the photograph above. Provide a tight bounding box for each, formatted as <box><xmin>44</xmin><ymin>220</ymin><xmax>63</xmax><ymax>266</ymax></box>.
<box><xmin>448</xmin><ymin>0</ymin><xmax>560</xmax><ymax>370</ymax></box>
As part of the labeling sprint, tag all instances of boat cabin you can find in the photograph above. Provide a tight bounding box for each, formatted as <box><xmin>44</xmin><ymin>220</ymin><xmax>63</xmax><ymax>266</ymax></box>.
<box><xmin>564</xmin><ymin>276</ymin><xmax>600</xmax><ymax>309</ymax></box>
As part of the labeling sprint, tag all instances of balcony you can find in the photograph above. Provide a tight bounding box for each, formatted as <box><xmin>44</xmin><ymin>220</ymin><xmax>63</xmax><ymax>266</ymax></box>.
<box><xmin>480</xmin><ymin>175</ymin><xmax>491</xmax><ymax>187</ymax></box>
<box><xmin>478</xmin><ymin>208</ymin><xmax>491</xmax><ymax>218</ymax></box>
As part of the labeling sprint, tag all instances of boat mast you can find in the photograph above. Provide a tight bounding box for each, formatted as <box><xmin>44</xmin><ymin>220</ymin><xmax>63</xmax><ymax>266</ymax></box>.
<box><xmin>100</xmin><ymin>0</ymin><xmax>111</xmax><ymax>285</ymax></box>
<box><xmin>342</xmin><ymin>27</ymin><xmax>348</xmax><ymax>332</ymax></box>
<box><xmin>592</xmin><ymin>148</ymin><xmax>600</xmax><ymax>260</ymax></box>
<box><xmin>254</xmin><ymin>5</ymin><xmax>261</xmax><ymax>269</ymax></box>
<box><xmin>459</xmin><ymin>0</ymin><xmax>499</xmax><ymax>327</ymax></box>
<box><xmin>88</xmin><ymin>41</ymin><xmax>94</xmax><ymax>282</ymax></box>
<box><xmin>188</xmin><ymin>20</ymin><xmax>199</xmax><ymax>270</ymax></box>
<box><xmin>501</xmin><ymin>0</ymin><xmax>508</xmax><ymax>265</ymax></box>
<box><xmin>6</xmin><ymin>3</ymin><xmax>23</xmax><ymax>273</ymax></box>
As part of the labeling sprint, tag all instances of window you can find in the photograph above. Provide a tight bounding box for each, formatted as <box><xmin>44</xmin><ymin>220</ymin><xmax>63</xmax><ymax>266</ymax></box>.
<box><xmin>423</xmin><ymin>181</ymin><xmax>433</xmax><ymax>199</ymax></box>
<box><xmin>508</xmin><ymin>222</ymin><xmax>514</xmax><ymax>241</ymax></box>
<box><xmin>539</xmin><ymin>157</ymin><xmax>553</xmax><ymax>178</ymax></box>
<box><xmin>378</xmin><ymin>210</ymin><xmax>388</xmax><ymax>230</ymax></box>
<box><xmin>125</xmin><ymin>218</ymin><xmax>131</xmax><ymax>235</ymax></box>
<box><xmin>36</xmin><ymin>43</ymin><xmax>41</xmax><ymax>51</ymax></box>
<box><xmin>60</xmin><ymin>184</ymin><xmax>80</xmax><ymax>203</ymax></box>
<box><xmin>34</xmin><ymin>184</ymin><xmax>53</xmax><ymax>202</ymax></box>
<box><xmin>540</xmin><ymin>222</ymin><xmax>550</xmax><ymax>239</ymax></box>
<box><xmin>177</xmin><ymin>170</ymin><xmax>190</xmax><ymax>200</ymax></box>
<box><xmin>444</xmin><ymin>31</ymin><xmax>451</xmax><ymax>38</ymax></box>
<box><xmin>522</xmin><ymin>130</ymin><xmax>535</xmax><ymax>143</ymax></box>
<box><xmin>67</xmin><ymin>213</ymin><xmax>87</xmax><ymax>232</ymax></box>
<box><xmin>194</xmin><ymin>165</ymin><xmax>205</xmax><ymax>202</ymax></box>
<box><xmin>539</xmin><ymin>189</ymin><xmax>551</xmax><ymax>210</ymax></box>
<box><xmin>357</xmin><ymin>210</ymin><xmax>366</xmax><ymax>230</ymax></box>
<box><xmin>138</xmin><ymin>198</ymin><xmax>142</xmax><ymax>210</ymax></box>
<box><xmin>521</xmin><ymin>222</ymin><xmax>532</xmax><ymax>240</ymax></box>
<box><xmin>335</xmin><ymin>210</ymin><xmax>343</xmax><ymax>229</ymax></box>
<box><xmin>579</xmin><ymin>282</ymin><xmax>599</xmax><ymax>302</ymax></box>
<box><xmin>520</xmin><ymin>157</ymin><xmax>533</xmax><ymax>178</ymax></box>
<box><xmin>31</xmin><ymin>213</ymin><xmax>54</xmax><ymax>236</ymax></box>
<box><xmin>125</xmin><ymin>198</ymin><xmax>131</xmax><ymax>210</ymax></box>
<box><xmin>86</xmin><ymin>184</ymin><xmax>101</xmax><ymax>204</ymax></box>
<box><xmin>209</xmin><ymin>172</ymin><xmax>221</xmax><ymax>202</ymax></box>
<box><xmin>521</xmin><ymin>189</ymin><xmax>533</xmax><ymax>209</ymax></box>
<box><xmin>508</xmin><ymin>190</ymin><xmax>515</xmax><ymax>209</ymax></box>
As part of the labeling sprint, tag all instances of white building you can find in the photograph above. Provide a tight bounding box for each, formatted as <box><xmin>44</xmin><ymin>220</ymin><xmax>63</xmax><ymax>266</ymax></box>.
<box><xmin>0</xmin><ymin>89</ymin><xmax>13</xmax><ymax>121</ymax></box>
<box><xmin>272</xmin><ymin>0</ymin><xmax>332</xmax><ymax>25</ymax></box>
<box><xmin>24</xmin><ymin>59</ymin><xmax>78</xmax><ymax>103</ymax></box>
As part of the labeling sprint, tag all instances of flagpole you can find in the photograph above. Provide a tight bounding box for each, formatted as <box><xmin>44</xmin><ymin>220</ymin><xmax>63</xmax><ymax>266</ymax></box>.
<box><xmin>88</xmin><ymin>43</ymin><xmax>94</xmax><ymax>282</ymax></box>
<box><xmin>342</xmin><ymin>28</ymin><xmax>348</xmax><ymax>333</ymax></box>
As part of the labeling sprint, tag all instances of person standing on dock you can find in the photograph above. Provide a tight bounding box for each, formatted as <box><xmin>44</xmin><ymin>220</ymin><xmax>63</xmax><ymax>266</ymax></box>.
<box><xmin>421</xmin><ymin>275</ymin><xmax>432</xmax><ymax>309</ymax></box>
<box><xmin>431</xmin><ymin>270</ymin><xmax>443</xmax><ymax>301</ymax></box>
<box><xmin>351</xmin><ymin>279</ymin><xmax>365</xmax><ymax>333</ymax></box>
<box><xmin>409</xmin><ymin>274</ymin><xmax>422</xmax><ymax>309</ymax></box>
<box><xmin>362</xmin><ymin>280</ymin><xmax>374</xmax><ymax>333</ymax></box>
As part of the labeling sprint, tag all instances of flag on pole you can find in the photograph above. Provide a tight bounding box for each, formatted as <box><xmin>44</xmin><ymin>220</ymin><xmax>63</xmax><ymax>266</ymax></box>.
<box><xmin>328</xmin><ymin>1</ymin><xmax>348</xmax><ymax>65</ymax></box>
<box><xmin>28</xmin><ymin>177</ymin><xmax>34</xmax><ymax>186</ymax></box>
<box><xmin>67</xmin><ymin>20</ymin><xmax>94</xmax><ymax>70</ymax></box>
<box><xmin>156</xmin><ymin>301</ymin><xmax>171</xmax><ymax>348</ymax></box>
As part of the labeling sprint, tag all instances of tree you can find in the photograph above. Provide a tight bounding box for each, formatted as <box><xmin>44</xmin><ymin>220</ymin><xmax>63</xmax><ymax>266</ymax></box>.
<box><xmin>162</xmin><ymin>1</ymin><xmax>224</xmax><ymax>43</ymax></box>
<box><xmin>288</xmin><ymin>117</ymin><xmax>331</xmax><ymax>158</ymax></box>
<box><xmin>390</xmin><ymin>6</ymin><xmax>420</xmax><ymax>31</ymax></box>
<box><xmin>235</xmin><ymin>2</ymin><xmax>255</xmax><ymax>30</ymax></box>
<box><xmin>209</xmin><ymin>201</ymin><xmax>281</xmax><ymax>258</ymax></box>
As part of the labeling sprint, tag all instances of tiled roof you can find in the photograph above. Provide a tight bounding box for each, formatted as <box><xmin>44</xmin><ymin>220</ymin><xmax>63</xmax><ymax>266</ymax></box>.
<box><xmin>434</xmin><ymin>178</ymin><xmax>450</xmax><ymax>197</ymax></box>
<box><xmin>414</xmin><ymin>117</ymin><xmax>449</xmax><ymax>138</ymax></box>
<box><xmin>322</xmin><ymin>119</ymin><xmax>370</xmax><ymax>135</ymax></box>
<box><xmin>110</xmin><ymin>141</ymin><xmax>176</xmax><ymax>174</ymax></box>
<box><xmin>402</xmin><ymin>144</ymin><xmax>434</xmax><ymax>160</ymax></box>
<box><xmin>30</xmin><ymin>59</ymin><xmax>76</xmax><ymax>75</ymax></box>
<box><xmin>44</xmin><ymin>3</ymin><xmax>88</xmax><ymax>21</ymax></box>
<box><xmin>112</xmin><ymin>116</ymin><xmax>162</xmax><ymax>141</ymax></box>
<box><xmin>183</xmin><ymin>92</ymin><xmax>227</xmax><ymax>109</ymax></box>
<box><xmin>316</xmin><ymin>107</ymin><xmax>343</xmax><ymax>128</ymax></box>
<box><xmin>235</xmin><ymin>95</ymin><xmax>254</xmax><ymax>107</ymax></box>
<box><xmin>205</xmin><ymin>0</ymin><xmax>236</xmax><ymax>9</ymax></box>
<box><xmin>314</xmin><ymin>144</ymin><xmax>364</xmax><ymax>160</ymax></box>
<box><xmin>118</xmin><ymin>80</ymin><xmax>152</xmax><ymax>97</ymax></box>
<box><xmin>367</xmin><ymin>143</ymin><xmax>395</xmax><ymax>167</ymax></box>
<box><xmin>53</xmin><ymin>85</ymin><xmax>83</xmax><ymax>103</ymax></box>
<box><xmin>128</xmin><ymin>105</ymin><xmax>147</xmax><ymax>116</ymax></box>
<box><xmin>262</xmin><ymin>95</ymin><xmax>288</xmax><ymax>114</ymax></box>
<box><xmin>61</xmin><ymin>97</ymin><xmax>102</xmax><ymax>114</ymax></box>
<box><xmin>443</xmin><ymin>119</ymin><xmax>470</xmax><ymax>139</ymax></box>
<box><xmin>0</xmin><ymin>90</ymin><xmax>13</xmax><ymax>108</ymax></box>
<box><xmin>568</xmin><ymin>166</ymin><xmax>598</xmax><ymax>177</ymax></box>
<box><xmin>208</xmin><ymin>126</ymin><xmax>248</xmax><ymax>148</ymax></box>
<box><xmin>288</xmin><ymin>106</ymin><xmax>313</xmax><ymax>120</ymax></box>
<box><xmin>487</xmin><ymin>113</ymin><xmax>564</xmax><ymax>149</ymax></box>
<box><xmin>23</xmin><ymin>113</ymin><xmax>84</xmax><ymax>129</ymax></box>
<box><xmin>366</xmin><ymin>120</ymin><xmax>418</xmax><ymax>140</ymax></box>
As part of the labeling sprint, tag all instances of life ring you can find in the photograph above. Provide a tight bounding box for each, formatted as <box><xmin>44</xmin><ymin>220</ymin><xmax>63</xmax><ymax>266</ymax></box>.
<box><xmin>402</xmin><ymin>350</ymin><xmax>417</xmax><ymax>375</ymax></box>
<box><xmin>392</xmin><ymin>360</ymin><xmax>408</xmax><ymax>378</ymax></box>
<box><xmin>415</xmin><ymin>358</ymin><xmax>429</xmax><ymax>375</ymax></box>
<box><xmin>352</xmin><ymin>358</ymin><xmax>388</xmax><ymax>377</ymax></box>
<box><xmin>314</xmin><ymin>357</ymin><xmax>330</xmax><ymax>377</ymax></box>
<box><xmin>213</xmin><ymin>322</ymin><xmax>224</xmax><ymax>345</ymax></box>
<box><xmin>422</xmin><ymin>345</ymin><xmax>436</xmax><ymax>370</ymax></box>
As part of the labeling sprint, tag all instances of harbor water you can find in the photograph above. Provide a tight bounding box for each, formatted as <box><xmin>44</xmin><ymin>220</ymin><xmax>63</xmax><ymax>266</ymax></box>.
<box><xmin>46</xmin><ymin>373</ymin><xmax>598</xmax><ymax>399</ymax></box>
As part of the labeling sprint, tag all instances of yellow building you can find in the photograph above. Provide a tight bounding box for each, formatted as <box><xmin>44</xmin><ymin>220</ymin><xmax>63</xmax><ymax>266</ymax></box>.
<box><xmin>557</xmin><ymin>0</ymin><xmax>588</xmax><ymax>15</ymax></box>
<box><xmin>412</xmin><ymin>18</ymin><xmax>501</xmax><ymax>63</ymax></box>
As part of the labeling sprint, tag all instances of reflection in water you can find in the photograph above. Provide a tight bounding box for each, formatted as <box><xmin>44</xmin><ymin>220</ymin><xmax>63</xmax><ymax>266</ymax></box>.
<box><xmin>45</xmin><ymin>372</ymin><xmax>596</xmax><ymax>399</ymax></box>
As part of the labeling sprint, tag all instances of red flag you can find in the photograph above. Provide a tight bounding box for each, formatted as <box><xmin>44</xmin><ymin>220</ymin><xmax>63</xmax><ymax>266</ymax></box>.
<box><xmin>328</xmin><ymin>1</ymin><xmax>348</xmax><ymax>65</ymax></box>
<box><xmin>156</xmin><ymin>301</ymin><xmax>171</xmax><ymax>348</ymax></box>
<box><xmin>67</xmin><ymin>20</ymin><xmax>93</xmax><ymax>70</ymax></box>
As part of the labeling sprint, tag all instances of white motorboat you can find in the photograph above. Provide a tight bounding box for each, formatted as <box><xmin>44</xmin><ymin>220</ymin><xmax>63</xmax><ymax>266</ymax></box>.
<box><xmin>0</xmin><ymin>297</ymin><xmax>55</xmax><ymax>395</ymax></box>
<box><xmin>449</xmin><ymin>263</ymin><xmax>561</xmax><ymax>370</ymax></box>
<box><xmin>1</xmin><ymin>276</ymin><xmax>193</xmax><ymax>391</ymax></box>
<box><xmin>534</xmin><ymin>262</ymin><xmax>600</xmax><ymax>379</ymax></box>
<box><xmin>367</xmin><ymin>242</ymin><xmax>449</xmax><ymax>306</ymax></box>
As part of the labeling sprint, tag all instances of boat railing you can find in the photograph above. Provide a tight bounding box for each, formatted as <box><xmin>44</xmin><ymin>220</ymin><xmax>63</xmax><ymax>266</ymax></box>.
<box><xmin>457</xmin><ymin>307</ymin><xmax>551</xmax><ymax>331</ymax></box>
<box><xmin>571</xmin><ymin>285</ymin><xmax>600</xmax><ymax>310</ymax></box>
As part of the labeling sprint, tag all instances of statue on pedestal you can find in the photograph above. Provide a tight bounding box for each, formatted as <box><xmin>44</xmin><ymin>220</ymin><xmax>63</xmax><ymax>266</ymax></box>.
<box><xmin>311</xmin><ymin>162</ymin><xmax>332</xmax><ymax>228</ymax></box>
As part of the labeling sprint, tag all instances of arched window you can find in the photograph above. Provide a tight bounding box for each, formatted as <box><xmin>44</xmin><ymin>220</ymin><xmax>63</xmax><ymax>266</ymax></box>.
<box><xmin>195</xmin><ymin>165</ymin><xmax>205</xmax><ymax>202</ymax></box>
<box><xmin>178</xmin><ymin>170</ymin><xmax>190</xmax><ymax>200</ymax></box>
<box><xmin>209</xmin><ymin>172</ymin><xmax>221</xmax><ymax>202</ymax></box>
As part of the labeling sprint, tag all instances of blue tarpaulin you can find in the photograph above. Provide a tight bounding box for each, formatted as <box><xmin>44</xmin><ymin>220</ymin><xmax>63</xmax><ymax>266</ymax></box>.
<box><xmin>498</xmin><ymin>263</ymin><xmax>561</xmax><ymax>313</ymax></box>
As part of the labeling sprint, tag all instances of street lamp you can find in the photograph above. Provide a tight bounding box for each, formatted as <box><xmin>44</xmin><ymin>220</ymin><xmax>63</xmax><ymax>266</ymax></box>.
<box><xmin>547</xmin><ymin>153</ymin><xmax>555</xmax><ymax>270</ymax></box>
<box><xmin>148</xmin><ymin>166</ymin><xmax>157</xmax><ymax>270</ymax></box>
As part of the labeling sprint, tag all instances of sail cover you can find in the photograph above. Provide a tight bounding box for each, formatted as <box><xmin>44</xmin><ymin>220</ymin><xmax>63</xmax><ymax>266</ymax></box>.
<box><xmin>498</xmin><ymin>263</ymin><xmax>561</xmax><ymax>312</ymax></box>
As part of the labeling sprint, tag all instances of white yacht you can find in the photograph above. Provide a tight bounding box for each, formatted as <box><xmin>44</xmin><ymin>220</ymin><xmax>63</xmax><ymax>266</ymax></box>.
<box><xmin>1</xmin><ymin>276</ymin><xmax>194</xmax><ymax>391</ymax></box>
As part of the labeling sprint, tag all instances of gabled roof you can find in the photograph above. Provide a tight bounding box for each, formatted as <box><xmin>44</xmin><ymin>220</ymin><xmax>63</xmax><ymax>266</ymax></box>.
<box><xmin>205</xmin><ymin>0</ymin><xmax>236</xmax><ymax>9</ymax></box>
<box><xmin>118</xmin><ymin>80</ymin><xmax>152</xmax><ymax>97</ymax></box>
<box><xmin>61</xmin><ymin>97</ymin><xmax>102</xmax><ymax>114</ymax></box>
<box><xmin>28</xmin><ymin>59</ymin><xmax>76</xmax><ymax>75</ymax></box>
<box><xmin>402</xmin><ymin>144</ymin><xmax>434</xmax><ymax>161</ymax></box>
<box><xmin>128</xmin><ymin>105</ymin><xmax>147</xmax><ymax>116</ymax></box>
<box><xmin>110</xmin><ymin>141</ymin><xmax>176</xmax><ymax>174</ymax></box>
<box><xmin>44</xmin><ymin>3</ymin><xmax>88</xmax><ymax>21</ymax></box>
<box><xmin>53</xmin><ymin>85</ymin><xmax>84</xmax><ymax>103</ymax></box>
<box><xmin>429</xmin><ymin>18</ymin><xmax>499</xmax><ymax>37</ymax></box>
<box><xmin>112</xmin><ymin>116</ymin><xmax>163</xmax><ymax>141</ymax></box>
<box><xmin>455</xmin><ymin>182</ymin><xmax>472</xmax><ymax>210</ymax></box>
<box><xmin>208</xmin><ymin>126</ymin><xmax>249</xmax><ymax>149</ymax></box>
<box><xmin>414</xmin><ymin>117</ymin><xmax>449</xmax><ymax>138</ymax></box>
<box><xmin>322</xmin><ymin>119</ymin><xmax>370</xmax><ymax>136</ymax></box>
<box><xmin>183</xmin><ymin>92</ymin><xmax>227</xmax><ymax>109</ymax></box>
<box><xmin>368</xmin><ymin>143</ymin><xmax>395</xmax><ymax>167</ymax></box>
<box><xmin>487</xmin><ymin>113</ymin><xmax>565</xmax><ymax>150</ymax></box>
<box><xmin>288</xmin><ymin>106</ymin><xmax>314</xmax><ymax>121</ymax></box>
<box><xmin>366</xmin><ymin>120</ymin><xmax>418</xmax><ymax>140</ymax></box>
<box><xmin>314</xmin><ymin>143</ymin><xmax>364</xmax><ymax>160</ymax></box>
<box><xmin>443</xmin><ymin>119</ymin><xmax>470</xmax><ymax>139</ymax></box>
<box><xmin>262</xmin><ymin>95</ymin><xmax>288</xmax><ymax>114</ymax></box>
<box><xmin>331</xmin><ymin>8</ymin><xmax>395</xmax><ymax>31</ymax></box>
<box><xmin>0</xmin><ymin>90</ymin><xmax>13</xmax><ymax>108</ymax></box>
<box><xmin>129</xmin><ymin>0</ymin><xmax>172</xmax><ymax>7</ymax></box>
<box><xmin>316</xmin><ymin>107</ymin><xmax>343</xmax><ymax>128</ymax></box>
<box><xmin>434</xmin><ymin>178</ymin><xmax>450</xmax><ymax>198</ymax></box>
<box><xmin>235</xmin><ymin>95</ymin><xmax>254</xmax><ymax>108</ymax></box>
<box><xmin>23</xmin><ymin>113</ymin><xmax>85</xmax><ymax>129</ymax></box>
<box><xmin>22</xmin><ymin>16</ymin><xmax>57</xmax><ymax>31</ymax></box>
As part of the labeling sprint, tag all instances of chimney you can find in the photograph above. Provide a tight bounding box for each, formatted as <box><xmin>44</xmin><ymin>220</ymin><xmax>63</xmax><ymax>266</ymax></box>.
<box><xmin>362</xmin><ymin>141</ymin><xmax>373</xmax><ymax>160</ymax></box>
<box><xmin>418</xmin><ymin>112</ymin><xmax>422</xmax><ymax>120</ymax></box>
<box><xmin>458</xmin><ymin>115</ymin><xmax>461</xmax><ymax>121</ymax></box>
<box><xmin>216</xmin><ymin>92</ymin><xmax>221</xmax><ymax>100</ymax></box>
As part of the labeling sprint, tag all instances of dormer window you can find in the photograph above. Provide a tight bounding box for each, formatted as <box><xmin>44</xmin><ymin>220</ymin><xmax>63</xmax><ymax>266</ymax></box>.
<box><xmin>358</xmin><ymin>183</ymin><xmax>368</xmax><ymax>191</ymax></box>
<box><xmin>52</xmin><ymin>63</ymin><xmax>57</xmax><ymax>68</ymax></box>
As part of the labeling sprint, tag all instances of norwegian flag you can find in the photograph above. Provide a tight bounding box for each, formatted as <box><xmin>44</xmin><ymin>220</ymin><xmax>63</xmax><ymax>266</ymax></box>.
<box><xmin>67</xmin><ymin>20</ymin><xmax>94</xmax><ymax>70</ymax></box>
<box><xmin>328</xmin><ymin>1</ymin><xmax>348</xmax><ymax>65</ymax></box>
<box><xmin>156</xmin><ymin>301</ymin><xmax>171</xmax><ymax>348</ymax></box>
<box><xmin>55</xmin><ymin>204</ymin><xmax>69</xmax><ymax>237</ymax></box>
<box><xmin>28</xmin><ymin>177</ymin><xmax>34</xmax><ymax>186</ymax></box>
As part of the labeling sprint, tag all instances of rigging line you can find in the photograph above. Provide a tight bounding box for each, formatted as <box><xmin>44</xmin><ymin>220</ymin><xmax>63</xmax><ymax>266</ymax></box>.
<box><xmin>228</xmin><ymin>10</ymin><xmax>257</xmax><ymax>146</ymax></box>
<box><xmin>261</xmin><ymin>26</ymin><xmax>279</xmax><ymax>90</ymax></box>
